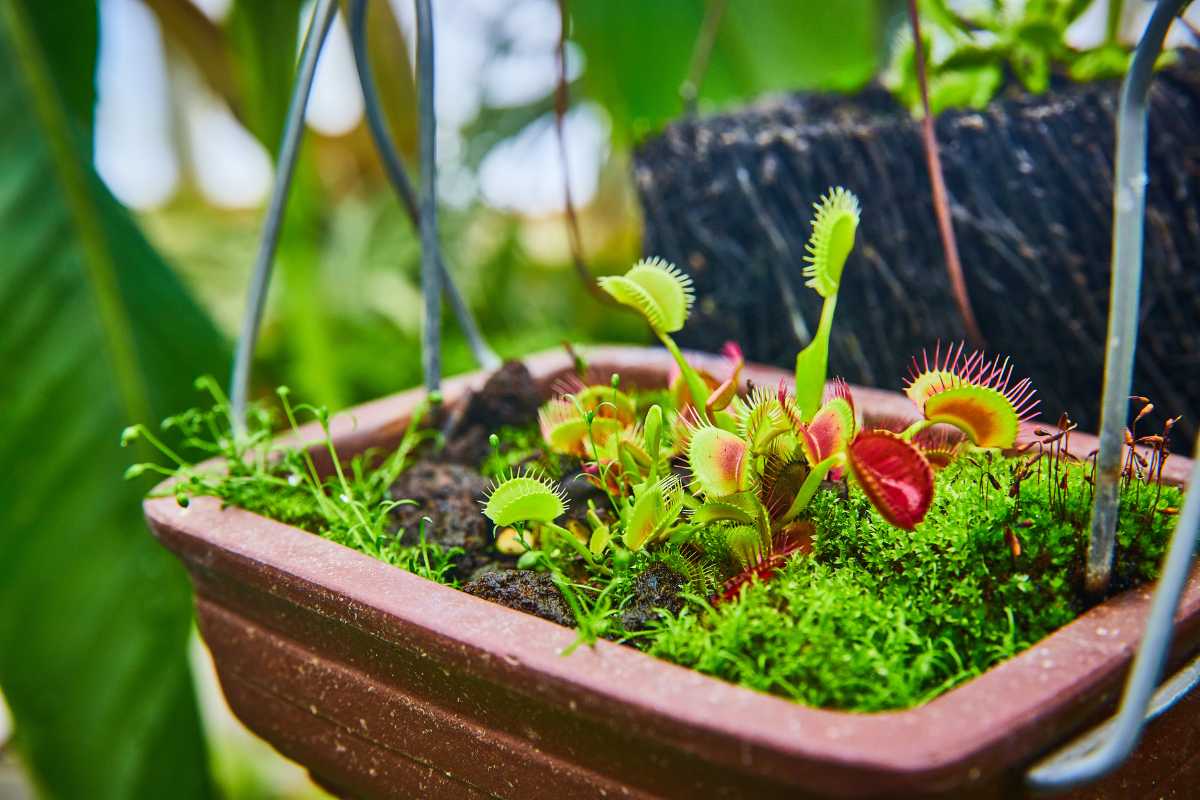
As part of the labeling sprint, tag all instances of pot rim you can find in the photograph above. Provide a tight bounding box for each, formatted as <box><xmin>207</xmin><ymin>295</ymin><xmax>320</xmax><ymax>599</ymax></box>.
<box><xmin>145</xmin><ymin>345</ymin><xmax>1200</xmax><ymax>792</ymax></box>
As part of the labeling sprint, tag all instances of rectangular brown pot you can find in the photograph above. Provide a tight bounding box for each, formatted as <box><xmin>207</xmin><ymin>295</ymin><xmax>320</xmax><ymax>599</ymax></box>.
<box><xmin>145</xmin><ymin>346</ymin><xmax>1200</xmax><ymax>799</ymax></box>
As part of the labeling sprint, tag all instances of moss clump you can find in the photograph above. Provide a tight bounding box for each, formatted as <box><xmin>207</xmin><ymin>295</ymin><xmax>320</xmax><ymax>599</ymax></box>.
<box><xmin>646</xmin><ymin>458</ymin><xmax>1181</xmax><ymax>711</ymax></box>
<box><xmin>126</xmin><ymin>384</ymin><xmax>461</xmax><ymax>583</ymax></box>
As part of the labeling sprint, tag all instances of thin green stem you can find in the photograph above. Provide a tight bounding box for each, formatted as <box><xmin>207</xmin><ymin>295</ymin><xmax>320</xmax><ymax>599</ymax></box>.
<box><xmin>781</xmin><ymin>454</ymin><xmax>841</xmax><ymax>523</ymax></box>
<box><xmin>1105</xmin><ymin>0</ymin><xmax>1127</xmax><ymax>44</ymax></box>
<box><xmin>544</xmin><ymin>522</ymin><xmax>608</xmax><ymax>573</ymax></box>
<box><xmin>900</xmin><ymin>418</ymin><xmax>934</xmax><ymax>441</ymax></box>
<box><xmin>131</xmin><ymin>425</ymin><xmax>190</xmax><ymax>469</ymax></box>
<box><xmin>657</xmin><ymin>331</ymin><xmax>712</xmax><ymax>424</ymax></box>
<box><xmin>794</xmin><ymin>294</ymin><xmax>838</xmax><ymax>420</ymax></box>
<box><xmin>277</xmin><ymin>394</ymin><xmax>341</xmax><ymax>522</ymax></box>
<box><xmin>679</xmin><ymin>0</ymin><xmax>728</xmax><ymax>113</ymax></box>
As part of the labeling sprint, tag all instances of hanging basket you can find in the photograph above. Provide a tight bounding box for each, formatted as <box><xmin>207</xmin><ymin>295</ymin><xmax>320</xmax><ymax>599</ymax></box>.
<box><xmin>141</xmin><ymin>1</ymin><xmax>1200</xmax><ymax>796</ymax></box>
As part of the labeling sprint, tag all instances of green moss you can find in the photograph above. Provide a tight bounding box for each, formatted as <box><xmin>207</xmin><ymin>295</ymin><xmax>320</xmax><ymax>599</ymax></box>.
<box><xmin>647</xmin><ymin>458</ymin><xmax>1182</xmax><ymax>711</ymax></box>
<box><xmin>127</xmin><ymin>382</ymin><xmax>460</xmax><ymax>584</ymax></box>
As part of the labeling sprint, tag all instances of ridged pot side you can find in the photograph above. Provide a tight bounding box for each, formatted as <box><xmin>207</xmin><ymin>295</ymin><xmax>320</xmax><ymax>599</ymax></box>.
<box><xmin>146</xmin><ymin>346</ymin><xmax>1200</xmax><ymax>799</ymax></box>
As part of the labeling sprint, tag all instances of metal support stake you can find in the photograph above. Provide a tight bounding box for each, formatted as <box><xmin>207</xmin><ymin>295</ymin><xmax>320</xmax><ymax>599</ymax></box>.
<box><xmin>1085</xmin><ymin>0</ymin><xmax>1189</xmax><ymax>595</ymax></box>
<box><xmin>347</xmin><ymin>0</ymin><xmax>498</xmax><ymax>371</ymax></box>
<box><xmin>413</xmin><ymin>0</ymin><xmax>442</xmax><ymax>395</ymax></box>
<box><xmin>1027</xmin><ymin>434</ymin><xmax>1200</xmax><ymax>791</ymax></box>
<box><xmin>1027</xmin><ymin>0</ymin><xmax>1196</xmax><ymax>791</ymax></box>
<box><xmin>229</xmin><ymin>0</ymin><xmax>338</xmax><ymax>430</ymax></box>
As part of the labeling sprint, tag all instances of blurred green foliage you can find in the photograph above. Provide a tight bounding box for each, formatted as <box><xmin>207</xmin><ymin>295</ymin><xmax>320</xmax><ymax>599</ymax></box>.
<box><xmin>572</xmin><ymin>0</ymin><xmax>883</xmax><ymax>145</ymax></box>
<box><xmin>0</xmin><ymin>2</ymin><xmax>221</xmax><ymax>798</ymax></box>
<box><xmin>227</xmin><ymin>0</ymin><xmax>303</xmax><ymax>153</ymax></box>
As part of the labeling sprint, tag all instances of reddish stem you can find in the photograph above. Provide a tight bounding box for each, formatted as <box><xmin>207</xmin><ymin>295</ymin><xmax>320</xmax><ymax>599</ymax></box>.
<box><xmin>905</xmin><ymin>0</ymin><xmax>984</xmax><ymax>346</ymax></box>
<box><xmin>554</xmin><ymin>0</ymin><xmax>613</xmax><ymax>306</ymax></box>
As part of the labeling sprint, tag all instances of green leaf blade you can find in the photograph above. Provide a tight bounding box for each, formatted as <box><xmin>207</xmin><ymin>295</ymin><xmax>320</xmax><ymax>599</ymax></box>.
<box><xmin>0</xmin><ymin>4</ymin><xmax>225</xmax><ymax>798</ymax></box>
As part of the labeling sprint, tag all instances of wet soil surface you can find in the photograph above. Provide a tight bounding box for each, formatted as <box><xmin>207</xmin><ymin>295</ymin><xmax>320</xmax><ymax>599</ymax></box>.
<box><xmin>621</xmin><ymin>563</ymin><xmax>687</xmax><ymax>632</ymax></box>
<box><xmin>389</xmin><ymin>461</ymin><xmax>501</xmax><ymax>582</ymax></box>
<box><xmin>462</xmin><ymin>570</ymin><xmax>576</xmax><ymax>627</ymax></box>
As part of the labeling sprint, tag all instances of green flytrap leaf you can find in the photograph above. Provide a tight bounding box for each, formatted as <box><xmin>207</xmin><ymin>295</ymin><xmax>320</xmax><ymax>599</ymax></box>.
<box><xmin>482</xmin><ymin>473</ymin><xmax>568</xmax><ymax>526</ymax></box>
<box><xmin>794</xmin><ymin>188</ymin><xmax>861</xmax><ymax>419</ymax></box>
<box><xmin>0</xmin><ymin>3</ymin><xmax>221</xmax><ymax>797</ymax></box>
<box><xmin>904</xmin><ymin>344</ymin><xmax>1039</xmax><ymax>449</ymax></box>
<box><xmin>622</xmin><ymin>475</ymin><xmax>684</xmax><ymax>551</ymax></box>
<box><xmin>597</xmin><ymin>256</ymin><xmax>694</xmax><ymax>334</ymax></box>
<box><xmin>801</xmin><ymin>187</ymin><xmax>860</xmax><ymax>299</ymax></box>
<box><xmin>227</xmin><ymin>0</ymin><xmax>303</xmax><ymax>154</ymax></box>
<box><xmin>802</xmin><ymin>395</ymin><xmax>855</xmax><ymax>464</ymax></box>
<box><xmin>687</xmin><ymin>426</ymin><xmax>749</xmax><ymax>498</ymax></box>
<box><xmin>923</xmin><ymin>385</ymin><xmax>1019</xmax><ymax>450</ymax></box>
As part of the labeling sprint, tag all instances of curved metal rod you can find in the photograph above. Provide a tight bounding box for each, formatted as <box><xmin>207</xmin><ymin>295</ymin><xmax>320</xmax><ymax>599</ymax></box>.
<box><xmin>1085</xmin><ymin>0</ymin><xmax>1189</xmax><ymax>595</ymax></box>
<box><xmin>229</xmin><ymin>0</ymin><xmax>338</xmax><ymax>430</ymax></box>
<box><xmin>414</xmin><ymin>0</ymin><xmax>442</xmax><ymax>394</ymax></box>
<box><xmin>347</xmin><ymin>0</ymin><xmax>498</xmax><ymax>370</ymax></box>
<box><xmin>1028</xmin><ymin>0</ymin><xmax>1196</xmax><ymax>791</ymax></box>
<box><xmin>1028</xmin><ymin>434</ymin><xmax>1199</xmax><ymax>791</ymax></box>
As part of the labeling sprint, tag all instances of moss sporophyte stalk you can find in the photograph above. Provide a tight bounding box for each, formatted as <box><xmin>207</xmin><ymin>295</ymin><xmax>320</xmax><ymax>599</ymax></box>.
<box><xmin>127</xmin><ymin>188</ymin><xmax>1184</xmax><ymax>712</ymax></box>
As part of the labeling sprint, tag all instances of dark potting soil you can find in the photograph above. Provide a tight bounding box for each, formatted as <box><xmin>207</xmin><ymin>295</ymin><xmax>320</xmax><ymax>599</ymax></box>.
<box><xmin>389</xmin><ymin>461</ymin><xmax>502</xmax><ymax>582</ymax></box>
<box><xmin>440</xmin><ymin>360</ymin><xmax>544</xmax><ymax>465</ymax></box>
<box><xmin>620</xmin><ymin>562</ymin><xmax>688</xmax><ymax>632</ymax></box>
<box><xmin>389</xmin><ymin>361</ymin><xmax>544</xmax><ymax>581</ymax></box>
<box><xmin>462</xmin><ymin>570</ymin><xmax>577</xmax><ymax>628</ymax></box>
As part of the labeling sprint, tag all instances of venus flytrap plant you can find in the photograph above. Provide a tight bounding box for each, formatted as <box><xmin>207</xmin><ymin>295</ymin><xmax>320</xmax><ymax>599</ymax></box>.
<box><xmin>669</xmin><ymin>341</ymin><xmax>745</xmax><ymax>424</ymax></box>
<box><xmin>481</xmin><ymin>470</ymin><xmax>604</xmax><ymax>571</ymax></box>
<box><xmin>794</xmin><ymin>187</ymin><xmax>861</xmax><ymax>420</ymax></box>
<box><xmin>901</xmin><ymin>342</ymin><xmax>1040</xmax><ymax>450</ymax></box>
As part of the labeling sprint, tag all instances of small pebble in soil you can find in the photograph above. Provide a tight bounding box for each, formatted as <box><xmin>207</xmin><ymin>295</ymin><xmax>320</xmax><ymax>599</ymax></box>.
<box><xmin>462</xmin><ymin>570</ymin><xmax>576</xmax><ymax>628</ymax></box>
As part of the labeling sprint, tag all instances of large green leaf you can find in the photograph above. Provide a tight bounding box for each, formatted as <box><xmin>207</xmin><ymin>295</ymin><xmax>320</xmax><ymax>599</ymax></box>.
<box><xmin>22</xmin><ymin>0</ymin><xmax>97</xmax><ymax>152</ymax></box>
<box><xmin>227</xmin><ymin>0</ymin><xmax>303</xmax><ymax>152</ymax></box>
<box><xmin>0</xmin><ymin>3</ymin><xmax>223</xmax><ymax>798</ymax></box>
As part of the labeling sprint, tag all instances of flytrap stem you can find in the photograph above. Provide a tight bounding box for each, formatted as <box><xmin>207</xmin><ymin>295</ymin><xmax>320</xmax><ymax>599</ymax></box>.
<box><xmin>347</xmin><ymin>0</ymin><xmax>498</xmax><ymax>371</ymax></box>
<box><xmin>230</xmin><ymin>0</ymin><xmax>338</xmax><ymax>432</ymax></box>
<box><xmin>1085</xmin><ymin>0</ymin><xmax>1189</xmax><ymax>596</ymax></box>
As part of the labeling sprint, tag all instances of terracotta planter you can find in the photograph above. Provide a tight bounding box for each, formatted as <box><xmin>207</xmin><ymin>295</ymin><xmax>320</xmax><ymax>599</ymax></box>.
<box><xmin>145</xmin><ymin>346</ymin><xmax>1199</xmax><ymax>799</ymax></box>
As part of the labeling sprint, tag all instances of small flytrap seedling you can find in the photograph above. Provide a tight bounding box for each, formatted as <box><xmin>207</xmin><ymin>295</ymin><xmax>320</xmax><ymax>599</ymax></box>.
<box><xmin>481</xmin><ymin>187</ymin><xmax>1056</xmax><ymax>612</ymax></box>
